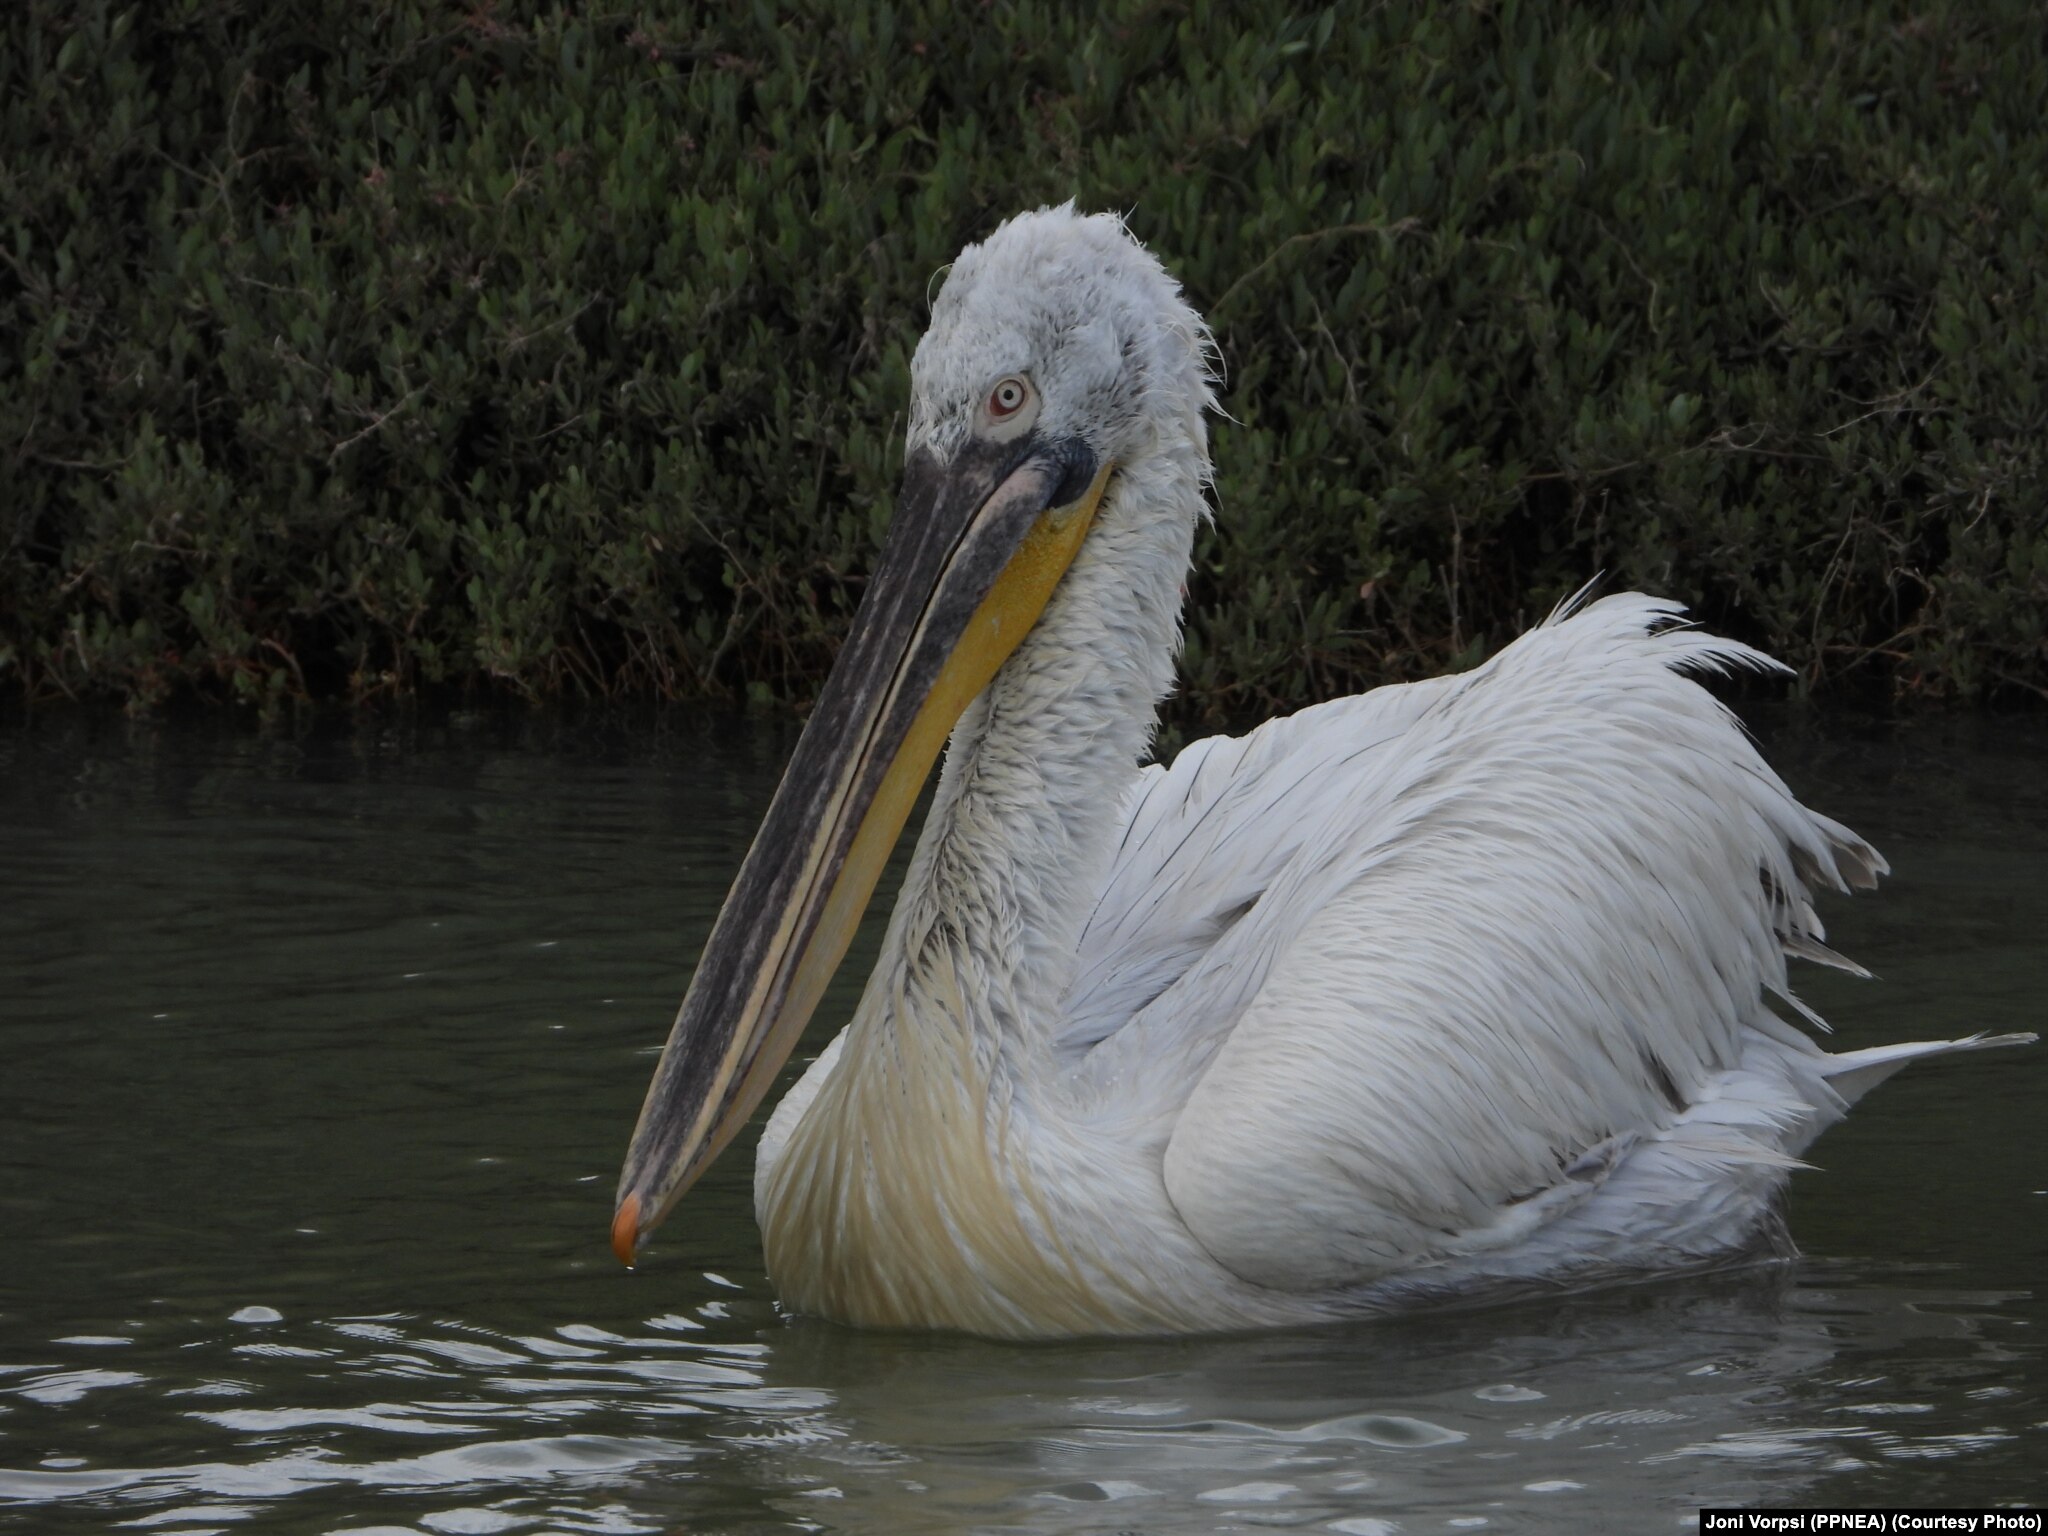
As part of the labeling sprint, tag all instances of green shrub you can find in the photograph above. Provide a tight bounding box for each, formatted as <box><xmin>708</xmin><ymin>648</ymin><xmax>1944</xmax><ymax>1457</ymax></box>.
<box><xmin>3</xmin><ymin>0</ymin><xmax>2044</xmax><ymax>716</ymax></box>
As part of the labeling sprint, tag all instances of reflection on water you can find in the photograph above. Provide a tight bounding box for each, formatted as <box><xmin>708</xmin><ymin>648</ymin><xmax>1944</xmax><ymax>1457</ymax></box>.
<box><xmin>1</xmin><ymin>708</ymin><xmax>2043</xmax><ymax>1533</ymax></box>
<box><xmin>0</xmin><ymin>1271</ymin><xmax>2037</xmax><ymax>1533</ymax></box>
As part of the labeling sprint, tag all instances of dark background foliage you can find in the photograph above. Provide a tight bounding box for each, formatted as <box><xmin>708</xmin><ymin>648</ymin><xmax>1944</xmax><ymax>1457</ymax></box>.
<box><xmin>4</xmin><ymin>0</ymin><xmax>2044</xmax><ymax>717</ymax></box>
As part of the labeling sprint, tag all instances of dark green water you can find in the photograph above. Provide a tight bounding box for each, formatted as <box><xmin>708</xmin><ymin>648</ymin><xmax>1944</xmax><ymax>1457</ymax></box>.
<box><xmin>2</xmin><ymin>708</ymin><xmax>2042</xmax><ymax>1534</ymax></box>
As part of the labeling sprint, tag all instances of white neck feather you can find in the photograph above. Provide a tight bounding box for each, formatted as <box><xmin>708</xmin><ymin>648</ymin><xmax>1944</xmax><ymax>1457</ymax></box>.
<box><xmin>758</xmin><ymin>412</ymin><xmax>1212</xmax><ymax>1335</ymax></box>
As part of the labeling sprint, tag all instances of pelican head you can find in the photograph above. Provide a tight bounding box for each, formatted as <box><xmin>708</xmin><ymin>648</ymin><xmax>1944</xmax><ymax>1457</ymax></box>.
<box><xmin>613</xmin><ymin>206</ymin><xmax>1214</xmax><ymax>1263</ymax></box>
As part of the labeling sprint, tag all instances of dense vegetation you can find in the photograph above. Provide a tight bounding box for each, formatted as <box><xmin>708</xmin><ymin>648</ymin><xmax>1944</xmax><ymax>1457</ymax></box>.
<box><xmin>4</xmin><ymin>0</ymin><xmax>2044</xmax><ymax>717</ymax></box>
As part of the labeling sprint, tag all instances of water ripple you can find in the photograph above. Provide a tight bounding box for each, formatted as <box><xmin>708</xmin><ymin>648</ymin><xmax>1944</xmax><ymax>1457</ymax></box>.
<box><xmin>2</xmin><ymin>713</ymin><xmax>2042</xmax><ymax>1532</ymax></box>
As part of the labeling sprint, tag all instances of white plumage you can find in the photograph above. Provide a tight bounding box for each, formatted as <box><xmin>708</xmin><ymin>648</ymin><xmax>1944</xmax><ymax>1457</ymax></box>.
<box><xmin>716</xmin><ymin>205</ymin><xmax>2033</xmax><ymax>1337</ymax></box>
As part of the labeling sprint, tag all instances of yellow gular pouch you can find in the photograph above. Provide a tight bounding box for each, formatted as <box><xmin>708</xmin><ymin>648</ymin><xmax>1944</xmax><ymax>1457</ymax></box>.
<box><xmin>857</xmin><ymin>454</ymin><xmax>1118</xmax><ymax>884</ymax></box>
<box><xmin>948</xmin><ymin>455</ymin><xmax>1117</xmax><ymax>707</ymax></box>
<box><xmin>775</xmin><ymin>455</ymin><xmax>1117</xmax><ymax>1136</ymax></box>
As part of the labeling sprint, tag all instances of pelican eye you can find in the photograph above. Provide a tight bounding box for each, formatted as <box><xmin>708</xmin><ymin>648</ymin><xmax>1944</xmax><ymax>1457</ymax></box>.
<box><xmin>977</xmin><ymin>374</ymin><xmax>1039</xmax><ymax>440</ymax></box>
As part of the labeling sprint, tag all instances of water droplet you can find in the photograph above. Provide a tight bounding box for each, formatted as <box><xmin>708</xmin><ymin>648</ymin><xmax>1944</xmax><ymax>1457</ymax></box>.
<box><xmin>1475</xmin><ymin>1383</ymin><xmax>1545</xmax><ymax>1402</ymax></box>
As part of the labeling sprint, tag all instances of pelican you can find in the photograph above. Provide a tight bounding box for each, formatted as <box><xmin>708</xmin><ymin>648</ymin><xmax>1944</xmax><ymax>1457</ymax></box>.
<box><xmin>612</xmin><ymin>205</ymin><xmax>2031</xmax><ymax>1338</ymax></box>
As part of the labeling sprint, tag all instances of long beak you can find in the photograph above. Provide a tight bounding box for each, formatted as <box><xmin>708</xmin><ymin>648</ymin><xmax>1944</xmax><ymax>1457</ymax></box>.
<box><xmin>611</xmin><ymin>431</ymin><xmax>1113</xmax><ymax>1265</ymax></box>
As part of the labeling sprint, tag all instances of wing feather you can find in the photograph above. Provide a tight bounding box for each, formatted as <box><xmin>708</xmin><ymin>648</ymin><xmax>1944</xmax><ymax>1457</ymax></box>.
<box><xmin>1063</xmin><ymin>593</ymin><xmax>1885</xmax><ymax>1290</ymax></box>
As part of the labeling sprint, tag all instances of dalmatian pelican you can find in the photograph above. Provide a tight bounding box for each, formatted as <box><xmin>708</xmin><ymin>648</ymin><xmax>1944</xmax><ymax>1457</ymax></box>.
<box><xmin>611</xmin><ymin>205</ymin><xmax>2030</xmax><ymax>1337</ymax></box>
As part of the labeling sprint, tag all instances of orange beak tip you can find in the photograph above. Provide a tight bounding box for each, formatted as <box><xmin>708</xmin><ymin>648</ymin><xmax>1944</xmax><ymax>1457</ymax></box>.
<box><xmin>611</xmin><ymin>1194</ymin><xmax>642</xmax><ymax>1269</ymax></box>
